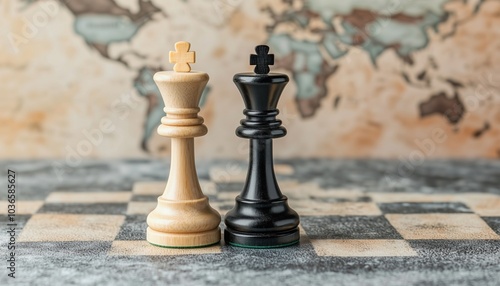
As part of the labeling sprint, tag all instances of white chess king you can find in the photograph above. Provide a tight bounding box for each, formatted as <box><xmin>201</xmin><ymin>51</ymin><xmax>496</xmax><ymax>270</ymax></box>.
<box><xmin>146</xmin><ymin>41</ymin><xmax>221</xmax><ymax>248</ymax></box>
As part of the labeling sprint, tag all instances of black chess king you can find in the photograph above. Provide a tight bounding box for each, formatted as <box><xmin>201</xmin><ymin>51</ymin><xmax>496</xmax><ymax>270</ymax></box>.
<box><xmin>224</xmin><ymin>45</ymin><xmax>300</xmax><ymax>248</ymax></box>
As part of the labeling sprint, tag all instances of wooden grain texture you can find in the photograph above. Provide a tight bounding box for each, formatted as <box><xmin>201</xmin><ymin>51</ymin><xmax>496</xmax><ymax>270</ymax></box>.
<box><xmin>146</xmin><ymin>65</ymin><xmax>220</xmax><ymax>248</ymax></box>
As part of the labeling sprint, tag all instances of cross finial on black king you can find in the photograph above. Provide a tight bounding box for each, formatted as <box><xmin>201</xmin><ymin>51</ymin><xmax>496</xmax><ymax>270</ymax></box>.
<box><xmin>250</xmin><ymin>45</ymin><xmax>274</xmax><ymax>74</ymax></box>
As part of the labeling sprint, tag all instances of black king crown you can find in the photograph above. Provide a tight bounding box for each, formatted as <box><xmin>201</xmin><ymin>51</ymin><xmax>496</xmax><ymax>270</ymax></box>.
<box><xmin>224</xmin><ymin>45</ymin><xmax>300</xmax><ymax>248</ymax></box>
<box><xmin>235</xmin><ymin>45</ymin><xmax>287</xmax><ymax>139</ymax></box>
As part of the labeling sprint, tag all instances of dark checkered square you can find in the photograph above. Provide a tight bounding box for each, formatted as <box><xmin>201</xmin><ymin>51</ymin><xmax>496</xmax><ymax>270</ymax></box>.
<box><xmin>378</xmin><ymin>202</ymin><xmax>472</xmax><ymax>214</ymax></box>
<box><xmin>301</xmin><ymin>216</ymin><xmax>402</xmax><ymax>239</ymax></box>
<box><xmin>38</xmin><ymin>203</ymin><xmax>127</xmax><ymax>215</ymax></box>
<box><xmin>115</xmin><ymin>215</ymin><xmax>147</xmax><ymax>240</ymax></box>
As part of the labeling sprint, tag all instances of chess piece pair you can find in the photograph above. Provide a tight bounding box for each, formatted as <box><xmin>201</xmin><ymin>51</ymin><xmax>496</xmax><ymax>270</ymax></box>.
<box><xmin>146</xmin><ymin>42</ymin><xmax>299</xmax><ymax>248</ymax></box>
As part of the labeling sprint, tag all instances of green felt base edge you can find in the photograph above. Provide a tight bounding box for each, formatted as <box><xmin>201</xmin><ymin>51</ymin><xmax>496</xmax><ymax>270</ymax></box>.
<box><xmin>148</xmin><ymin>241</ymin><xmax>220</xmax><ymax>249</ymax></box>
<box><xmin>227</xmin><ymin>240</ymin><xmax>299</xmax><ymax>249</ymax></box>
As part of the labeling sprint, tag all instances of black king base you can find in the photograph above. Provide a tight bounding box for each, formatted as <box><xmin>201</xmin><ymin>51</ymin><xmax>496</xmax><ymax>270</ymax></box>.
<box><xmin>224</xmin><ymin>70</ymin><xmax>300</xmax><ymax>248</ymax></box>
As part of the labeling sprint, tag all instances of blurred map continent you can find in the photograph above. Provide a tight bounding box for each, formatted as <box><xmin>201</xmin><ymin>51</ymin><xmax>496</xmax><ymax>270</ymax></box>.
<box><xmin>4</xmin><ymin>0</ymin><xmax>498</xmax><ymax>158</ymax></box>
<box><xmin>31</xmin><ymin>0</ymin><xmax>489</xmax><ymax>146</ymax></box>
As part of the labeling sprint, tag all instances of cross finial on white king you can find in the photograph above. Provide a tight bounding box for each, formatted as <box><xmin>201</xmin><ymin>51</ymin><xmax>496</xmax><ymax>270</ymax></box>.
<box><xmin>169</xmin><ymin>41</ymin><xmax>195</xmax><ymax>72</ymax></box>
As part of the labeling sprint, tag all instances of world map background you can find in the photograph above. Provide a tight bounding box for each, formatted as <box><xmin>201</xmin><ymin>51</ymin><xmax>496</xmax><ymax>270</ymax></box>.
<box><xmin>1</xmin><ymin>0</ymin><xmax>499</xmax><ymax>160</ymax></box>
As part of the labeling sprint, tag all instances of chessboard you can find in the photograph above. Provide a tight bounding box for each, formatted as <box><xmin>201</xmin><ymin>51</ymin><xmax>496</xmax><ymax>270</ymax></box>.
<box><xmin>2</xmin><ymin>160</ymin><xmax>500</xmax><ymax>285</ymax></box>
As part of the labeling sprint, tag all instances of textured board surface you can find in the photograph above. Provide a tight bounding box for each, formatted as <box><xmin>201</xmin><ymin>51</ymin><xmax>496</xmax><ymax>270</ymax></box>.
<box><xmin>1</xmin><ymin>160</ymin><xmax>500</xmax><ymax>285</ymax></box>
